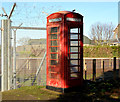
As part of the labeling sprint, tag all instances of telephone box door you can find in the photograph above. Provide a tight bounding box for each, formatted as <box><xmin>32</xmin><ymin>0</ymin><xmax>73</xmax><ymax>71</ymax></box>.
<box><xmin>68</xmin><ymin>26</ymin><xmax>83</xmax><ymax>86</ymax></box>
<box><xmin>47</xmin><ymin>25</ymin><xmax>61</xmax><ymax>87</ymax></box>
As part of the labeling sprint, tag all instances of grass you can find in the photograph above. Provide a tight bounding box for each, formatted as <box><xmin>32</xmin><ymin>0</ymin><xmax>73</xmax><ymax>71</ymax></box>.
<box><xmin>2</xmin><ymin>69</ymin><xmax>120</xmax><ymax>101</ymax></box>
<box><xmin>19</xmin><ymin>51</ymin><xmax>31</xmax><ymax>55</ymax></box>
<box><xmin>2</xmin><ymin>86</ymin><xmax>60</xmax><ymax>100</ymax></box>
<box><xmin>2</xmin><ymin>78</ymin><xmax>120</xmax><ymax>101</ymax></box>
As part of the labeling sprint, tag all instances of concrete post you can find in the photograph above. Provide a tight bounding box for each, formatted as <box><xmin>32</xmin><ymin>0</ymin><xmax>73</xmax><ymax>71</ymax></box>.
<box><xmin>8</xmin><ymin>19</ymin><xmax>12</xmax><ymax>90</ymax></box>
<box><xmin>1</xmin><ymin>19</ymin><xmax>8</xmax><ymax>91</ymax></box>
<box><xmin>13</xmin><ymin>30</ymin><xmax>16</xmax><ymax>89</ymax></box>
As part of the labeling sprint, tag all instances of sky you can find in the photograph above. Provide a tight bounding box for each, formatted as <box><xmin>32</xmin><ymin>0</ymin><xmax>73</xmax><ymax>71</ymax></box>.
<box><xmin>119</xmin><ymin>1</ymin><xmax>120</xmax><ymax>24</ymax></box>
<box><xmin>0</xmin><ymin>1</ymin><xmax>119</xmax><ymax>45</ymax></box>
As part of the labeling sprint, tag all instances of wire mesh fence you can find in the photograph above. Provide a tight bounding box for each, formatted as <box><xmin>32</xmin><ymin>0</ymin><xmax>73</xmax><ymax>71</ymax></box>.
<box><xmin>15</xmin><ymin>56</ymin><xmax>120</xmax><ymax>89</ymax></box>
<box><xmin>15</xmin><ymin>55</ymin><xmax>46</xmax><ymax>88</ymax></box>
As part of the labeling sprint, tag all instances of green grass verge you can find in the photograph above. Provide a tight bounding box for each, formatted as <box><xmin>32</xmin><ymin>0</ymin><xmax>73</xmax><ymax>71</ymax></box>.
<box><xmin>2</xmin><ymin>79</ymin><xmax>120</xmax><ymax>101</ymax></box>
<box><xmin>2</xmin><ymin>86</ymin><xmax>60</xmax><ymax>100</ymax></box>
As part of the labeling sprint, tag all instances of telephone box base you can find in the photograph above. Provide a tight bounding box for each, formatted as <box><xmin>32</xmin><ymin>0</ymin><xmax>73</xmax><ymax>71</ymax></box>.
<box><xmin>46</xmin><ymin>85</ymin><xmax>83</xmax><ymax>93</ymax></box>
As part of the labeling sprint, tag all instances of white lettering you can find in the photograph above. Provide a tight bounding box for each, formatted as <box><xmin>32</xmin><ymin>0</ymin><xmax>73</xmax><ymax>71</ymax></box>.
<box><xmin>66</xmin><ymin>18</ymin><xmax>81</xmax><ymax>22</ymax></box>
<box><xmin>49</xmin><ymin>18</ymin><xmax>62</xmax><ymax>22</ymax></box>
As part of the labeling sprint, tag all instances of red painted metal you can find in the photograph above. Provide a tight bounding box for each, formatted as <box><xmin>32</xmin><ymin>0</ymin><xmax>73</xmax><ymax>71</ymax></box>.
<box><xmin>46</xmin><ymin>11</ymin><xmax>83</xmax><ymax>91</ymax></box>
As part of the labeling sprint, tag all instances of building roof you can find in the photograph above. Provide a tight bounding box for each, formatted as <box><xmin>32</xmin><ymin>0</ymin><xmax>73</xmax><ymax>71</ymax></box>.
<box><xmin>113</xmin><ymin>24</ymin><xmax>120</xmax><ymax>39</ymax></box>
<box><xmin>113</xmin><ymin>24</ymin><xmax>120</xmax><ymax>33</ymax></box>
<box><xmin>28</xmin><ymin>39</ymin><xmax>46</xmax><ymax>45</ymax></box>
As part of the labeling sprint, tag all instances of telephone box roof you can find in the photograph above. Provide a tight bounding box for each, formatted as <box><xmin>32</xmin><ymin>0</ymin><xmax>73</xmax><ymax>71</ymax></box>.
<box><xmin>47</xmin><ymin>11</ymin><xmax>83</xmax><ymax>18</ymax></box>
<box><xmin>56</xmin><ymin>11</ymin><xmax>72</xmax><ymax>14</ymax></box>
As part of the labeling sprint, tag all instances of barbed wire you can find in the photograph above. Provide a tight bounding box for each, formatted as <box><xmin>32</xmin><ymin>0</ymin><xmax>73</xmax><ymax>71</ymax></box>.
<box><xmin>10</xmin><ymin>2</ymin><xmax>63</xmax><ymax>27</ymax></box>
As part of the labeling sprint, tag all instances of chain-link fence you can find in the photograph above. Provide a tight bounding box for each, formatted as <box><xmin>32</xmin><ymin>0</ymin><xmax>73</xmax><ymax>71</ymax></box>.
<box><xmin>15</xmin><ymin>44</ymin><xmax>46</xmax><ymax>88</ymax></box>
<box><xmin>15</xmin><ymin>57</ymin><xmax>46</xmax><ymax>87</ymax></box>
<box><xmin>16</xmin><ymin>56</ymin><xmax>120</xmax><ymax>88</ymax></box>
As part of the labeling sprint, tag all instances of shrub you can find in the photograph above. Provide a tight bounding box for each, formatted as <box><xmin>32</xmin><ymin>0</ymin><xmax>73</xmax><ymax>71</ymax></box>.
<box><xmin>84</xmin><ymin>45</ymin><xmax>119</xmax><ymax>57</ymax></box>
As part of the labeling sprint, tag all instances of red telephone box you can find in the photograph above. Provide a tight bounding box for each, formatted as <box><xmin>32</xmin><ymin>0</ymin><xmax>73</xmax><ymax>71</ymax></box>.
<box><xmin>46</xmin><ymin>11</ymin><xmax>83</xmax><ymax>92</ymax></box>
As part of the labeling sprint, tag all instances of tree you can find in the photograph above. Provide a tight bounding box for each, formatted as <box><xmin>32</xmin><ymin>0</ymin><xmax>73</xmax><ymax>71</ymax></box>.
<box><xmin>89</xmin><ymin>22</ymin><xmax>114</xmax><ymax>45</ymax></box>
<box><xmin>17</xmin><ymin>37</ymin><xmax>31</xmax><ymax>46</ymax></box>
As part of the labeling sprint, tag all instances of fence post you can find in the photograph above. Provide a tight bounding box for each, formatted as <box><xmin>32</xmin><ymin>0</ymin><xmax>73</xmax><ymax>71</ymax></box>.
<box><xmin>32</xmin><ymin>52</ymin><xmax>46</xmax><ymax>85</ymax></box>
<box><xmin>101</xmin><ymin>59</ymin><xmax>103</xmax><ymax>77</ymax></box>
<box><xmin>84</xmin><ymin>63</ymin><xmax>87</xmax><ymax>80</ymax></box>
<box><xmin>27</xmin><ymin>59</ymin><xmax>29</xmax><ymax>69</ymax></box>
<box><xmin>119</xmin><ymin>59</ymin><xmax>120</xmax><ymax>78</ymax></box>
<box><xmin>113</xmin><ymin>57</ymin><xmax>116</xmax><ymax>80</ymax></box>
<box><xmin>101</xmin><ymin>59</ymin><xmax>103</xmax><ymax>69</ymax></box>
<box><xmin>93</xmin><ymin>59</ymin><xmax>96</xmax><ymax>81</ymax></box>
<box><xmin>103</xmin><ymin>61</ymin><xmax>104</xmax><ymax>80</ymax></box>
